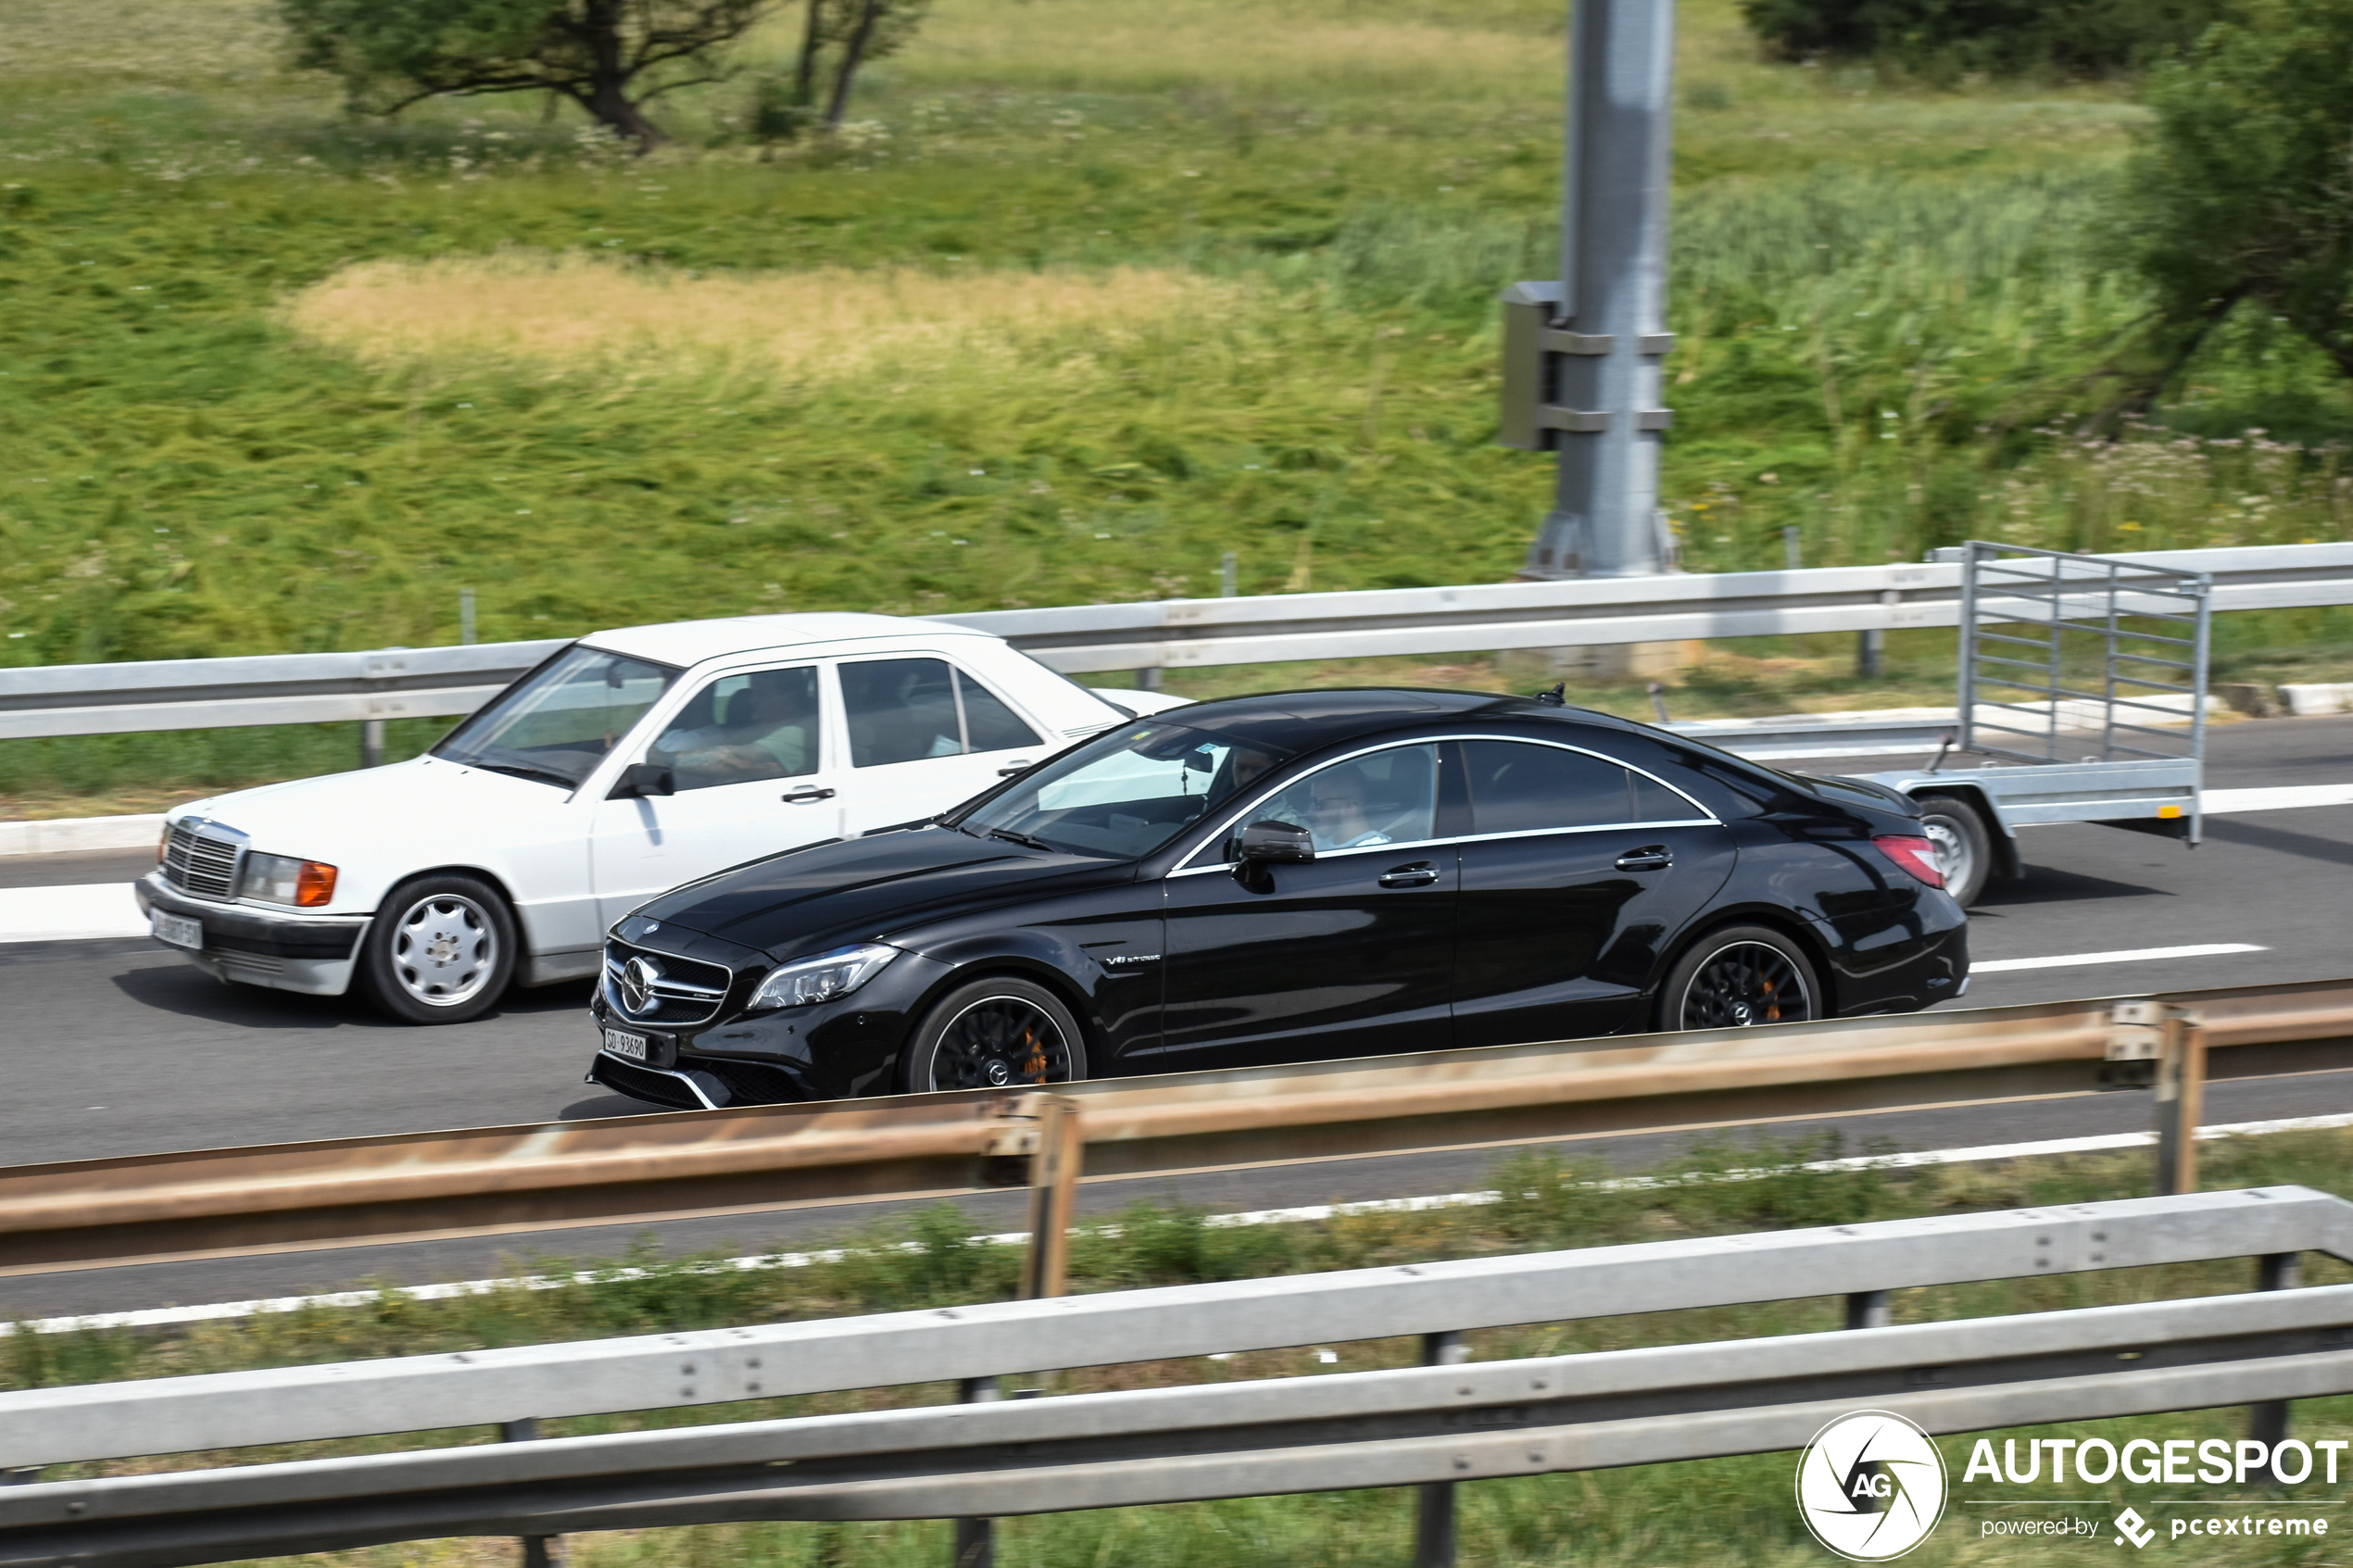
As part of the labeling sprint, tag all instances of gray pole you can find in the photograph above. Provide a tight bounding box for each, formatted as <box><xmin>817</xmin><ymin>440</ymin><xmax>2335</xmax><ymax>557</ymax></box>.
<box><xmin>1518</xmin><ymin>0</ymin><xmax>1678</xmax><ymax>581</ymax></box>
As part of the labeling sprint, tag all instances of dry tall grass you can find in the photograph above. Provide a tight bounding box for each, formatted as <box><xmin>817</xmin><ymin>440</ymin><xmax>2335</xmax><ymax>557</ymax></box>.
<box><xmin>282</xmin><ymin>252</ymin><xmax>1242</xmax><ymax>383</ymax></box>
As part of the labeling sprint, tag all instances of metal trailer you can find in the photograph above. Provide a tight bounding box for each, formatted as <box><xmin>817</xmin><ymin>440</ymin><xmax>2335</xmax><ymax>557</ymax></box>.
<box><xmin>1675</xmin><ymin>541</ymin><xmax>2211</xmax><ymax>908</ymax></box>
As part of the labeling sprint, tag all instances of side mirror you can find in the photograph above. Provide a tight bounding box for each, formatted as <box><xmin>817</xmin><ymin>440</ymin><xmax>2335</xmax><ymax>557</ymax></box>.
<box><xmin>610</xmin><ymin>762</ymin><xmax>675</xmax><ymax>800</ymax></box>
<box><xmin>1235</xmin><ymin>819</ymin><xmax>1315</xmax><ymax>863</ymax></box>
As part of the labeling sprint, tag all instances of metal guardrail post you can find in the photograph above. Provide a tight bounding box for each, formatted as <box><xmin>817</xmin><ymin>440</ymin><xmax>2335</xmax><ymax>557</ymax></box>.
<box><xmin>2154</xmin><ymin>1007</ymin><xmax>2208</xmax><ymax>1197</ymax></box>
<box><xmin>360</xmin><ymin>718</ymin><xmax>386</xmax><ymax>769</ymax></box>
<box><xmin>1844</xmin><ymin>1290</ymin><xmax>1892</xmax><ymax>1330</ymax></box>
<box><xmin>2249</xmin><ymin>1251</ymin><xmax>2305</xmax><ymax>1482</ymax></box>
<box><xmin>499</xmin><ymin>1419</ymin><xmax>561</xmax><ymax>1568</ymax></box>
<box><xmin>1020</xmin><ymin>1096</ymin><xmax>1082</xmax><ymax>1302</ymax></box>
<box><xmin>950</xmin><ymin>1375</ymin><xmax>1002</xmax><ymax>1568</ymax></box>
<box><xmin>1415</xmin><ymin>1330</ymin><xmax>1472</xmax><ymax>1568</ymax></box>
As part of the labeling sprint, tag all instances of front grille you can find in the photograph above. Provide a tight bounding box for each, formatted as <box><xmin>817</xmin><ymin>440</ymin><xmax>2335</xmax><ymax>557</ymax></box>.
<box><xmin>696</xmin><ymin>1056</ymin><xmax>807</xmax><ymax>1106</ymax></box>
<box><xmin>602</xmin><ymin>938</ymin><xmax>734</xmax><ymax>1027</ymax></box>
<box><xmin>591</xmin><ymin>1055</ymin><xmax>706</xmax><ymax>1110</ymax></box>
<box><xmin>164</xmin><ymin>821</ymin><xmax>243</xmax><ymax>899</ymax></box>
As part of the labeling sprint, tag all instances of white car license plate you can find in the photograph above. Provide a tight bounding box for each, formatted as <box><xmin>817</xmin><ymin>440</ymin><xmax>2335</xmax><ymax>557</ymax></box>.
<box><xmin>152</xmin><ymin>910</ymin><xmax>203</xmax><ymax>950</ymax></box>
<box><xmin>603</xmin><ymin>1028</ymin><xmax>650</xmax><ymax>1061</ymax></box>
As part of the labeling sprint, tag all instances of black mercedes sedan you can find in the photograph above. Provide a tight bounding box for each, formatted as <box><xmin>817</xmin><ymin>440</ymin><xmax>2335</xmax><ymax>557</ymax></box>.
<box><xmin>585</xmin><ymin>688</ymin><xmax>1968</xmax><ymax>1109</ymax></box>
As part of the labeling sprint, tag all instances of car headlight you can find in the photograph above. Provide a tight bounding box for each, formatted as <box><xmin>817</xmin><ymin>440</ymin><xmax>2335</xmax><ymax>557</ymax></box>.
<box><xmin>241</xmin><ymin>852</ymin><xmax>338</xmax><ymax>908</ymax></box>
<box><xmin>746</xmin><ymin>943</ymin><xmax>899</xmax><ymax>1011</ymax></box>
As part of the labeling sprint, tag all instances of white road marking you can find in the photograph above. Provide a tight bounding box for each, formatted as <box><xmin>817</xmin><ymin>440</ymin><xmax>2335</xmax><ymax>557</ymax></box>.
<box><xmin>2205</xmin><ymin>784</ymin><xmax>2353</xmax><ymax>813</ymax></box>
<box><xmin>12</xmin><ymin>1110</ymin><xmax>2351</xmax><ymax>1338</ymax></box>
<box><xmin>0</xmin><ymin>883</ymin><xmax>149</xmax><ymax>944</ymax></box>
<box><xmin>1972</xmin><ymin>943</ymin><xmax>2265</xmax><ymax>974</ymax></box>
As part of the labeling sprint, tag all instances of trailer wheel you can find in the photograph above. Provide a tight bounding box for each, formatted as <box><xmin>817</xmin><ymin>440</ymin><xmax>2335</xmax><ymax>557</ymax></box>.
<box><xmin>1915</xmin><ymin>794</ymin><xmax>1992</xmax><ymax>909</ymax></box>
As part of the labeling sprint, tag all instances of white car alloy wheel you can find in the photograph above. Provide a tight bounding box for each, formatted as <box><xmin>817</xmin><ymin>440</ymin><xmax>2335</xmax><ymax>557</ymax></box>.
<box><xmin>390</xmin><ymin>892</ymin><xmax>500</xmax><ymax>1008</ymax></box>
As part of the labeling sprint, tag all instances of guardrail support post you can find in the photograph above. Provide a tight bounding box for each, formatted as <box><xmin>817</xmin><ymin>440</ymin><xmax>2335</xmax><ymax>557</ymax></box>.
<box><xmin>950</xmin><ymin>1376</ymin><xmax>1002</xmax><ymax>1568</ymax></box>
<box><xmin>360</xmin><ymin>718</ymin><xmax>385</xmax><ymax>769</ymax></box>
<box><xmin>1020</xmin><ymin>1096</ymin><xmax>1082</xmax><ymax>1302</ymax></box>
<box><xmin>2249</xmin><ymin>1251</ymin><xmax>2303</xmax><ymax>1480</ymax></box>
<box><xmin>2154</xmin><ymin>1007</ymin><xmax>2207</xmax><ymax>1197</ymax></box>
<box><xmin>1415</xmin><ymin>1330</ymin><xmax>1471</xmax><ymax>1568</ymax></box>
<box><xmin>1844</xmin><ymin>1290</ymin><xmax>1891</xmax><ymax>1330</ymax></box>
<box><xmin>499</xmin><ymin>1419</ymin><xmax>562</xmax><ymax>1568</ymax></box>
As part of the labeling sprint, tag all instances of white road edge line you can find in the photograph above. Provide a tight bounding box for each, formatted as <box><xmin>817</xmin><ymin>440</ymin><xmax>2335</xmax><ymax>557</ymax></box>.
<box><xmin>1972</xmin><ymin>942</ymin><xmax>2267</xmax><ymax>974</ymax></box>
<box><xmin>11</xmin><ymin>1110</ymin><xmax>2351</xmax><ymax>1338</ymax></box>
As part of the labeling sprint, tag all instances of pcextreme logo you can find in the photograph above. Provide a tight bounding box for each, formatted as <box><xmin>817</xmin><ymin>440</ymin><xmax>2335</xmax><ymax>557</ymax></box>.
<box><xmin>1796</xmin><ymin>1411</ymin><xmax>1950</xmax><ymax>1561</ymax></box>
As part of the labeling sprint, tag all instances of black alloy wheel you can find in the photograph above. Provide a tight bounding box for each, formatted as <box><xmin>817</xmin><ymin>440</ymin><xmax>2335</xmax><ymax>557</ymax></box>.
<box><xmin>1659</xmin><ymin>925</ymin><xmax>1819</xmax><ymax>1033</ymax></box>
<box><xmin>900</xmin><ymin>977</ymin><xmax>1088</xmax><ymax>1094</ymax></box>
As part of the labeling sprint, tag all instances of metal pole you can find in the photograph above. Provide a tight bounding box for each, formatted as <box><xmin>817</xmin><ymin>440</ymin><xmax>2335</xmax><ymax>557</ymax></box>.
<box><xmin>1956</xmin><ymin>543</ymin><xmax>1981</xmax><ymax>754</ymax></box>
<box><xmin>360</xmin><ymin>719</ymin><xmax>385</xmax><ymax>769</ymax></box>
<box><xmin>2153</xmin><ymin>1008</ymin><xmax>2206</xmax><ymax>1198</ymax></box>
<box><xmin>1415</xmin><ymin>1330</ymin><xmax>1472</xmax><ymax>1567</ymax></box>
<box><xmin>950</xmin><ymin>1375</ymin><xmax>1001</xmax><ymax>1568</ymax></box>
<box><xmin>500</xmin><ymin>1419</ymin><xmax>562</xmax><ymax>1568</ymax></box>
<box><xmin>1856</xmin><ymin>629</ymin><xmax>1883</xmax><ymax>680</ymax></box>
<box><xmin>1220</xmin><ymin>551</ymin><xmax>1239</xmax><ymax>597</ymax></box>
<box><xmin>460</xmin><ymin>587</ymin><xmax>478</xmax><ymax>646</ymax></box>
<box><xmin>1844</xmin><ymin>1290</ymin><xmax>1891</xmax><ymax>1330</ymax></box>
<box><xmin>2249</xmin><ymin>1251</ymin><xmax>2302</xmax><ymax>1480</ymax></box>
<box><xmin>1521</xmin><ymin>0</ymin><xmax>1678</xmax><ymax>581</ymax></box>
<box><xmin>1781</xmin><ymin>526</ymin><xmax>1800</xmax><ymax>571</ymax></box>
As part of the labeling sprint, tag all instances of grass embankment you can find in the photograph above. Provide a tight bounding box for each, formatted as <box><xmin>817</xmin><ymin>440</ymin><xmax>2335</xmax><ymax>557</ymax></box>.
<box><xmin>1</xmin><ymin>0</ymin><xmax>2349</xmax><ymax>815</ymax></box>
<box><xmin>11</xmin><ymin>1129</ymin><xmax>2353</xmax><ymax>1565</ymax></box>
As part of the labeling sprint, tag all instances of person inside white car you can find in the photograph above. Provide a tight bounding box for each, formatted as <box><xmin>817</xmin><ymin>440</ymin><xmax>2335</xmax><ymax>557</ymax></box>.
<box><xmin>650</xmin><ymin>668</ymin><xmax>820</xmax><ymax>788</ymax></box>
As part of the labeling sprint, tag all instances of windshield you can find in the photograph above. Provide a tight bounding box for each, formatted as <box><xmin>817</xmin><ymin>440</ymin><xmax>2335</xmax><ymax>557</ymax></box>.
<box><xmin>432</xmin><ymin>644</ymin><xmax>680</xmax><ymax>790</ymax></box>
<box><xmin>953</xmin><ymin>721</ymin><xmax>1292</xmax><ymax>859</ymax></box>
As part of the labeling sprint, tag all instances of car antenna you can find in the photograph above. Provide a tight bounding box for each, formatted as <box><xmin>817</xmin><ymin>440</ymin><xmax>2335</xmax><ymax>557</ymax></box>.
<box><xmin>1533</xmin><ymin>682</ymin><xmax>1567</xmax><ymax>707</ymax></box>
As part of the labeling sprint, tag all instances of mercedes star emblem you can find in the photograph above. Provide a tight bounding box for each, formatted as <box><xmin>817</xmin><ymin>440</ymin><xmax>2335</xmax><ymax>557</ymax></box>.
<box><xmin>621</xmin><ymin>956</ymin><xmax>661</xmax><ymax>1014</ymax></box>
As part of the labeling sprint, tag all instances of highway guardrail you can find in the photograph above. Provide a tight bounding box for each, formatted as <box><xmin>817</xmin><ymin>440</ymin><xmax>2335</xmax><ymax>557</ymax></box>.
<box><xmin>6</xmin><ymin>543</ymin><xmax>2352</xmax><ymax>737</ymax></box>
<box><xmin>0</xmin><ymin>1187</ymin><xmax>2344</xmax><ymax>1567</ymax></box>
<box><xmin>0</xmin><ymin>977</ymin><xmax>2347</xmax><ymax>1277</ymax></box>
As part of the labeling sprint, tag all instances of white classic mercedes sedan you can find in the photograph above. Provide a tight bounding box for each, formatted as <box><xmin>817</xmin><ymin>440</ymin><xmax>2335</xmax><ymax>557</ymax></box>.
<box><xmin>134</xmin><ymin>613</ymin><xmax>1183</xmax><ymax>1022</ymax></box>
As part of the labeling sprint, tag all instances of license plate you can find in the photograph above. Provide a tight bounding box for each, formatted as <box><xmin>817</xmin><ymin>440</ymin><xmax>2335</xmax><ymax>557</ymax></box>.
<box><xmin>603</xmin><ymin>1028</ymin><xmax>649</xmax><ymax>1061</ymax></box>
<box><xmin>152</xmin><ymin>911</ymin><xmax>203</xmax><ymax>950</ymax></box>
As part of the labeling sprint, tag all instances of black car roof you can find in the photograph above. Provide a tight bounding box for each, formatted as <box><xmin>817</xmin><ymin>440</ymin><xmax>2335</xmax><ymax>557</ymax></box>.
<box><xmin>1154</xmin><ymin>687</ymin><xmax>1645</xmax><ymax>753</ymax></box>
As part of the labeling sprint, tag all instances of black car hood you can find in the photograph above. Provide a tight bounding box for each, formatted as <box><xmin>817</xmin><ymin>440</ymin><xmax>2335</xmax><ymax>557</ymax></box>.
<box><xmin>633</xmin><ymin>828</ymin><xmax>1131</xmax><ymax>958</ymax></box>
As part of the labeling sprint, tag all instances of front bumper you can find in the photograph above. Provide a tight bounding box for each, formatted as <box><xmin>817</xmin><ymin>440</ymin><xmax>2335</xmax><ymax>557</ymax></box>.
<box><xmin>587</xmin><ymin>945</ymin><xmax>953</xmax><ymax>1108</ymax></box>
<box><xmin>135</xmin><ymin>872</ymin><xmax>369</xmax><ymax>997</ymax></box>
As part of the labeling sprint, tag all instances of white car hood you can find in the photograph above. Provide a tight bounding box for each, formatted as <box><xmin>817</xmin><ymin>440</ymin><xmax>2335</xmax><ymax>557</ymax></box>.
<box><xmin>178</xmin><ymin>756</ymin><xmax>564</xmax><ymax>860</ymax></box>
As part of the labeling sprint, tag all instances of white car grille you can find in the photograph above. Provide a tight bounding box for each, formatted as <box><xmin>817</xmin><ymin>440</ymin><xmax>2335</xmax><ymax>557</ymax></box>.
<box><xmin>163</xmin><ymin>820</ymin><xmax>244</xmax><ymax>899</ymax></box>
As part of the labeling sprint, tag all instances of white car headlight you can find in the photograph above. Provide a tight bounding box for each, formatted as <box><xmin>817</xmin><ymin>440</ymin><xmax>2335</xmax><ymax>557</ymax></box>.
<box><xmin>747</xmin><ymin>943</ymin><xmax>899</xmax><ymax>1011</ymax></box>
<box><xmin>240</xmin><ymin>851</ymin><xmax>339</xmax><ymax>908</ymax></box>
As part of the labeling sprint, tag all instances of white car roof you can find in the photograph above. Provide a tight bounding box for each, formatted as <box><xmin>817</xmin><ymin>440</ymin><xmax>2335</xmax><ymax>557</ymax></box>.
<box><xmin>578</xmin><ymin>612</ymin><xmax>989</xmax><ymax>670</ymax></box>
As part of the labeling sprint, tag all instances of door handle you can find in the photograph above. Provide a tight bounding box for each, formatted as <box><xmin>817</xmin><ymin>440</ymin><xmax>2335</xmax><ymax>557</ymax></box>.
<box><xmin>997</xmin><ymin>759</ymin><xmax>1034</xmax><ymax>777</ymax></box>
<box><xmin>782</xmin><ymin>785</ymin><xmax>837</xmax><ymax>804</ymax></box>
<box><xmin>1378</xmin><ymin>863</ymin><xmax>1441</xmax><ymax>888</ymax></box>
<box><xmin>1615</xmin><ymin>846</ymin><xmax>1673</xmax><ymax>872</ymax></box>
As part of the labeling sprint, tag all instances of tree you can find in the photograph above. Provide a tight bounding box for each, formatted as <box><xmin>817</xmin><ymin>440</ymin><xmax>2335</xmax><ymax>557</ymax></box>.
<box><xmin>784</xmin><ymin>0</ymin><xmax>933</xmax><ymax>133</ymax></box>
<box><xmin>2100</xmin><ymin>0</ymin><xmax>2353</xmax><ymax>418</ymax></box>
<box><xmin>279</xmin><ymin>0</ymin><xmax>774</xmax><ymax>148</ymax></box>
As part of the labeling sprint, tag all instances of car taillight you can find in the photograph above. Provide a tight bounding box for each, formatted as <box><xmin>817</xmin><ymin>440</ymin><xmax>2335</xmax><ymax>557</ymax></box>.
<box><xmin>295</xmin><ymin>861</ymin><xmax>338</xmax><ymax>907</ymax></box>
<box><xmin>1874</xmin><ymin>834</ymin><xmax>1944</xmax><ymax>889</ymax></box>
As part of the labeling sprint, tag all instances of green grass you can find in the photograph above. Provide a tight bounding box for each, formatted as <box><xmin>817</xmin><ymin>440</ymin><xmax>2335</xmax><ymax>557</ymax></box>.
<box><xmin>12</xmin><ymin>1127</ymin><xmax>2353</xmax><ymax>1566</ymax></box>
<box><xmin>0</xmin><ymin>0</ymin><xmax>2345</xmax><ymax>818</ymax></box>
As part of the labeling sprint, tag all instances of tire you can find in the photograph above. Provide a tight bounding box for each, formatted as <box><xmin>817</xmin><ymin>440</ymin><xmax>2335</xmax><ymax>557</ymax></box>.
<box><xmin>1914</xmin><ymin>794</ymin><xmax>1992</xmax><ymax>909</ymax></box>
<box><xmin>1656</xmin><ymin>924</ymin><xmax>1821</xmax><ymax>1033</ymax></box>
<box><xmin>898</xmin><ymin>976</ymin><xmax>1089</xmax><ymax>1094</ymax></box>
<box><xmin>357</xmin><ymin>873</ymin><xmax>518</xmax><ymax>1025</ymax></box>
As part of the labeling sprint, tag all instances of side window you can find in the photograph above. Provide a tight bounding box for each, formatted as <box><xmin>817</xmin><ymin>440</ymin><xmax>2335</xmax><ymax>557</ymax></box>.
<box><xmin>1462</xmin><ymin>740</ymin><xmax>1636</xmax><ymax>834</ymax></box>
<box><xmin>648</xmin><ymin>666</ymin><xmax>821</xmax><ymax>792</ymax></box>
<box><xmin>956</xmin><ymin>670</ymin><xmax>1044</xmax><ymax>752</ymax></box>
<box><xmin>1246</xmin><ymin>745</ymin><xmax>1440</xmax><ymax>854</ymax></box>
<box><xmin>840</xmin><ymin>658</ymin><xmax>1041</xmax><ymax>768</ymax></box>
<box><xmin>1630</xmin><ymin>770</ymin><xmax>1699</xmax><ymax>821</ymax></box>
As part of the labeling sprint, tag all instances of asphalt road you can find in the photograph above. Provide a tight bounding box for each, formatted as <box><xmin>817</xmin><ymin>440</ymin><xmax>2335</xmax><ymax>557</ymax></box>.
<box><xmin>5</xmin><ymin>713</ymin><xmax>2351</xmax><ymax>1319</ymax></box>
